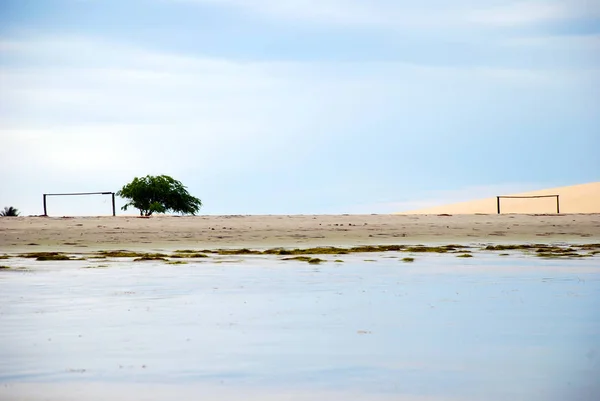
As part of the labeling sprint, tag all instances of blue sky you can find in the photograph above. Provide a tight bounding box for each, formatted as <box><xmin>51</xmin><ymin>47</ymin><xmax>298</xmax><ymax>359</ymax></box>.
<box><xmin>1</xmin><ymin>0</ymin><xmax>599</xmax><ymax>216</ymax></box>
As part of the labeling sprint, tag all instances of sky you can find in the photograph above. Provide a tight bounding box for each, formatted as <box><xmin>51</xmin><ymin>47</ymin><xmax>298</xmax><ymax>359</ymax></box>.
<box><xmin>0</xmin><ymin>0</ymin><xmax>599</xmax><ymax>216</ymax></box>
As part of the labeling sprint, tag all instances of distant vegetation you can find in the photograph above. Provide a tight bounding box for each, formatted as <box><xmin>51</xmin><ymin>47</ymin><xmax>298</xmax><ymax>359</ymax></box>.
<box><xmin>116</xmin><ymin>175</ymin><xmax>202</xmax><ymax>216</ymax></box>
<box><xmin>0</xmin><ymin>206</ymin><xmax>20</xmax><ymax>217</ymax></box>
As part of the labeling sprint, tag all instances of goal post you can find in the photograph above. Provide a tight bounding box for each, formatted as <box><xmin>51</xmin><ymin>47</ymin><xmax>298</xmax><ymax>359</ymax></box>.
<box><xmin>496</xmin><ymin>195</ymin><xmax>559</xmax><ymax>214</ymax></box>
<box><xmin>43</xmin><ymin>192</ymin><xmax>116</xmax><ymax>216</ymax></box>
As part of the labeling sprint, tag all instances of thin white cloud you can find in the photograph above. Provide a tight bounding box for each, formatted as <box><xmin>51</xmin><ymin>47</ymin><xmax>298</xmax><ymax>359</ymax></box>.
<box><xmin>466</xmin><ymin>1</ymin><xmax>570</xmax><ymax>26</ymax></box>
<box><xmin>0</xmin><ymin>37</ymin><xmax>391</xmax><ymax>192</ymax></box>
<box><xmin>0</xmin><ymin>36</ymin><xmax>589</xmax><ymax>141</ymax></box>
<box><xmin>167</xmin><ymin>0</ymin><xmax>597</xmax><ymax>29</ymax></box>
<box><xmin>1</xmin><ymin>35</ymin><xmax>596</xmax><ymax>215</ymax></box>
<box><xmin>171</xmin><ymin>0</ymin><xmax>406</xmax><ymax>26</ymax></box>
<box><xmin>502</xmin><ymin>33</ymin><xmax>600</xmax><ymax>50</ymax></box>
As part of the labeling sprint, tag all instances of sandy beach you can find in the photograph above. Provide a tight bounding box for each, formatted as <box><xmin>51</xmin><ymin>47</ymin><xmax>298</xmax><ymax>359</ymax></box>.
<box><xmin>1</xmin><ymin>213</ymin><xmax>599</xmax><ymax>252</ymax></box>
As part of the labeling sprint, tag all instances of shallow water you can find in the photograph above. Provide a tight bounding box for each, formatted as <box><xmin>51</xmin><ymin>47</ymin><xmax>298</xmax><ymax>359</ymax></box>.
<box><xmin>1</xmin><ymin>254</ymin><xmax>599</xmax><ymax>401</ymax></box>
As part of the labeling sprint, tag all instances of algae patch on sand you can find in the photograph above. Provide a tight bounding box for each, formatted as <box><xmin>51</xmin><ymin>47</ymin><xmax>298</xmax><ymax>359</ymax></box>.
<box><xmin>18</xmin><ymin>252</ymin><xmax>77</xmax><ymax>261</ymax></box>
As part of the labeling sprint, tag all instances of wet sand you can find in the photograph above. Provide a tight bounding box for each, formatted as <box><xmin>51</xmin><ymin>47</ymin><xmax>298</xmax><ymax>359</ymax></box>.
<box><xmin>1</xmin><ymin>214</ymin><xmax>599</xmax><ymax>252</ymax></box>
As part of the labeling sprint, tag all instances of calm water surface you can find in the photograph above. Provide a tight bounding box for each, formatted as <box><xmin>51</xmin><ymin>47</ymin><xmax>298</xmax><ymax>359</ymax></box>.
<box><xmin>1</xmin><ymin>253</ymin><xmax>599</xmax><ymax>400</ymax></box>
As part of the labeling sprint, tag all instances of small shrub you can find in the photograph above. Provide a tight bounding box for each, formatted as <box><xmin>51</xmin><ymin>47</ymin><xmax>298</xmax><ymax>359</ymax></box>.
<box><xmin>0</xmin><ymin>206</ymin><xmax>20</xmax><ymax>217</ymax></box>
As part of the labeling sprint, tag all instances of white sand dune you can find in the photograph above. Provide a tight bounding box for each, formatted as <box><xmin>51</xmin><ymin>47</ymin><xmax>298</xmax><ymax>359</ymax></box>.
<box><xmin>399</xmin><ymin>182</ymin><xmax>600</xmax><ymax>215</ymax></box>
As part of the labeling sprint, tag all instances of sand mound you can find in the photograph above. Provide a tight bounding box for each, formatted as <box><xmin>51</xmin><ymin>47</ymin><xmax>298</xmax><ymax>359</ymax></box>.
<box><xmin>399</xmin><ymin>182</ymin><xmax>600</xmax><ymax>215</ymax></box>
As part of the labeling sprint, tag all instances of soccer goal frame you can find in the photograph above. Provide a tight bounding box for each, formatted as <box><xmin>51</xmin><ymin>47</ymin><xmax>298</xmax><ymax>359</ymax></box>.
<box><xmin>43</xmin><ymin>192</ymin><xmax>116</xmax><ymax>216</ymax></box>
<box><xmin>496</xmin><ymin>194</ymin><xmax>559</xmax><ymax>214</ymax></box>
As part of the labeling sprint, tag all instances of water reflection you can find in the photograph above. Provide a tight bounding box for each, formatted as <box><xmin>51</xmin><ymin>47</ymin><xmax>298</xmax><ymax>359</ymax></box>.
<box><xmin>1</xmin><ymin>254</ymin><xmax>599</xmax><ymax>400</ymax></box>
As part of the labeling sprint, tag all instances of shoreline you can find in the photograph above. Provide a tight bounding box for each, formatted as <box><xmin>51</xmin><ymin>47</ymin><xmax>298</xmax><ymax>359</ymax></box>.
<box><xmin>2</xmin><ymin>243</ymin><xmax>599</xmax><ymax>263</ymax></box>
<box><xmin>1</xmin><ymin>214</ymin><xmax>599</xmax><ymax>252</ymax></box>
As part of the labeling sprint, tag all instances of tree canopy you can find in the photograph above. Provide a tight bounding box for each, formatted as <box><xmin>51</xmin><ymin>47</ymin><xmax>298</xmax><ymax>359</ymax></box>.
<box><xmin>116</xmin><ymin>175</ymin><xmax>202</xmax><ymax>216</ymax></box>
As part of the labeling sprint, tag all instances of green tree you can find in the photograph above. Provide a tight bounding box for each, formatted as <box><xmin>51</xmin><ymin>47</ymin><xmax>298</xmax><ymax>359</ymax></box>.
<box><xmin>0</xmin><ymin>206</ymin><xmax>20</xmax><ymax>216</ymax></box>
<box><xmin>116</xmin><ymin>175</ymin><xmax>202</xmax><ymax>216</ymax></box>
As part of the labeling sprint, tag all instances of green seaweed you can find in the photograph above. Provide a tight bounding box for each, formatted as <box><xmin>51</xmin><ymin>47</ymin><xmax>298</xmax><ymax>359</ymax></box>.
<box><xmin>402</xmin><ymin>257</ymin><xmax>415</xmax><ymax>263</ymax></box>
<box><xmin>263</xmin><ymin>248</ymin><xmax>294</xmax><ymax>255</ymax></box>
<box><xmin>535</xmin><ymin>247</ymin><xmax>576</xmax><ymax>254</ymax></box>
<box><xmin>281</xmin><ymin>256</ymin><xmax>325</xmax><ymax>264</ymax></box>
<box><xmin>536</xmin><ymin>252</ymin><xmax>575</xmax><ymax>259</ymax></box>
<box><xmin>19</xmin><ymin>252</ymin><xmax>66</xmax><ymax>259</ymax></box>
<box><xmin>36</xmin><ymin>254</ymin><xmax>74</xmax><ymax>261</ymax></box>
<box><xmin>405</xmin><ymin>246</ymin><xmax>449</xmax><ymax>253</ymax></box>
<box><xmin>282</xmin><ymin>256</ymin><xmax>313</xmax><ymax>262</ymax></box>
<box><xmin>201</xmin><ymin>244</ymin><xmax>477</xmax><ymax>256</ymax></box>
<box><xmin>98</xmin><ymin>250</ymin><xmax>168</xmax><ymax>258</ymax></box>
<box><xmin>266</xmin><ymin>247</ymin><xmax>348</xmax><ymax>255</ymax></box>
<box><xmin>7</xmin><ymin>242</ymin><xmax>595</xmax><ymax>266</ymax></box>
<box><xmin>350</xmin><ymin>245</ymin><xmax>403</xmax><ymax>253</ymax></box>
<box><xmin>482</xmin><ymin>244</ymin><xmax>600</xmax><ymax>258</ymax></box>
<box><xmin>483</xmin><ymin>244</ymin><xmax>563</xmax><ymax>251</ymax></box>
<box><xmin>170</xmin><ymin>253</ymin><xmax>209</xmax><ymax>258</ymax></box>
<box><xmin>217</xmin><ymin>248</ymin><xmax>262</xmax><ymax>255</ymax></box>
<box><xmin>18</xmin><ymin>252</ymin><xmax>76</xmax><ymax>261</ymax></box>
<box><xmin>484</xmin><ymin>244</ymin><xmax>536</xmax><ymax>251</ymax></box>
<box><xmin>445</xmin><ymin>244</ymin><xmax>471</xmax><ymax>249</ymax></box>
<box><xmin>134</xmin><ymin>256</ymin><xmax>168</xmax><ymax>262</ymax></box>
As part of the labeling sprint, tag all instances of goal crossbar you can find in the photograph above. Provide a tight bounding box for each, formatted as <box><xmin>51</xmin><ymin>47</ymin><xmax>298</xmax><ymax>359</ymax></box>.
<box><xmin>43</xmin><ymin>192</ymin><xmax>116</xmax><ymax>216</ymax></box>
<box><xmin>496</xmin><ymin>194</ymin><xmax>559</xmax><ymax>214</ymax></box>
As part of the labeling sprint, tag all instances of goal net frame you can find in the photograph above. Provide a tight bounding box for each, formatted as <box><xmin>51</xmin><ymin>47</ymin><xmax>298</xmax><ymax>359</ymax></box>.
<box><xmin>496</xmin><ymin>194</ymin><xmax>559</xmax><ymax>214</ymax></box>
<box><xmin>43</xmin><ymin>192</ymin><xmax>116</xmax><ymax>216</ymax></box>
